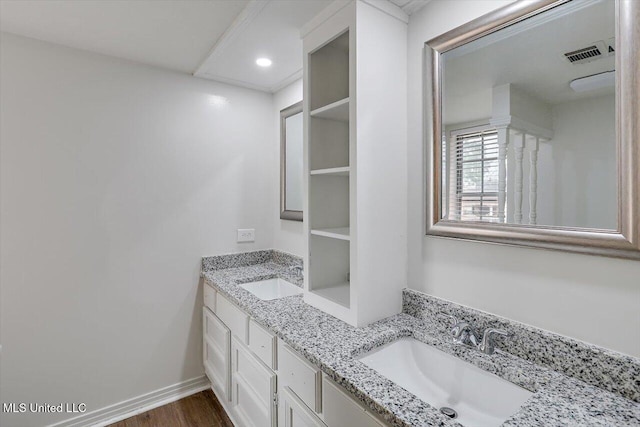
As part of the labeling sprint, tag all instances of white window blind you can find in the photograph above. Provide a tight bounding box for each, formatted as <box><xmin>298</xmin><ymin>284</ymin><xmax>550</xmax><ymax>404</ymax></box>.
<box><xmin>453</xmin><ymin>129</ymin><xmax>502</xmax><ymax>222</ymax></box>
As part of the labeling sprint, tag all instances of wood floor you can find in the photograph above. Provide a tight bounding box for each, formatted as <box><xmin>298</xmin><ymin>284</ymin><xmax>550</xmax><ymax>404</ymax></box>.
<box><xmin>108</xmin><ymin>389</ymin><xmax>233</xmax><ymax>427</ymax></box>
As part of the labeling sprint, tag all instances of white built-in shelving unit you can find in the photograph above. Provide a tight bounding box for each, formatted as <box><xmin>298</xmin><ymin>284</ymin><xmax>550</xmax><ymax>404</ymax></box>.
<box><xmin>310</xmin><ymin>227</ymin><xmax>350</xmax><ymax>241</ymax></box>
<box><xmin>302</xmin><ymin>0</ymin><xmax>407</xmax><ymax>327</ymax></box>
<box><xmin>310</xmin><ymin>97</ymin><xmax>350</xmax><ymax>121</ymax></box>
<box><xmin>310</xmin><ymin>167</ymin><xmax>350</xmax><ymax>176</ymax></box>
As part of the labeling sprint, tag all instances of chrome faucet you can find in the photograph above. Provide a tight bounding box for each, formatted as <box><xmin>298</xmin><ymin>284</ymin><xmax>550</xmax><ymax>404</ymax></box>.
<box><xmin>478</xmin><ymin>328</ymin><xmax>510</xmax><ymax>355</ymax></box>
<box><xmin>444</xmin><ymin>314</ymin><xmax>510</xmax><ymax>355</ymax></box>
<box><xmin>446</xmin><ymin>315</ymin><xmax>479</xmax><ymax>347</ymax></box>
<box><xmin>288</xmin><ymin>265</ymin><xmax>303</xmax><ymax>276</ymax></box>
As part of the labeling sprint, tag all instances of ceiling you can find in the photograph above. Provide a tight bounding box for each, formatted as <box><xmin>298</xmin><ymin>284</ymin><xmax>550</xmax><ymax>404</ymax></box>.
<box><xmin>1</xmin><ymin>0</ymin><xmax>426</xmax><ymax>93</ymax></box>
<box><xmin>387</xmin><ymin>0</ymin><xmax>430</xmax><ymax>15</ymax></box>
<box><xmin>443</xmin><ymin>0</ymin><xmax>615</xmax><ymax>125</ymax></box>
<box><xmin>0</xmin><ymin>0</ymin><xmax>249</xmax><ymax>74</ymax></box>
<box><xmin>194</xmin><ymin>0</ymin><xmax>335</xmax><ymax>92</ymax></box>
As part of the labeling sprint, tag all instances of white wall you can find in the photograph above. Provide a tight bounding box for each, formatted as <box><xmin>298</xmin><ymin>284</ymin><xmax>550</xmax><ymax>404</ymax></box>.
<box><xmin>407</xmin><ymin>1</ymin><xmax>640</xmax><ymax>357</ymax></box>
<box><xmin>273</xmin><ymin>79</ymin><xmax>305</xmax><ymax>257</ymax></box>
<box><xmin>0</xmin><ymin>33</ymin><xmax>275</xmax><ymax>426</ymax></box>
<box><xmin>537</xmin><ymin>94</ymin><xmax>616</xmax><ymax>229</ymax></box>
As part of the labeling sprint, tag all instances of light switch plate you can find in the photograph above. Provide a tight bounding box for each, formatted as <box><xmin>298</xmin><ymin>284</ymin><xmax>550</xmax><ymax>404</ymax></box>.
<box><xmin>237</xmin><ymin>229</ymin><xmax>255</xmax><ymax>243</ymax></box>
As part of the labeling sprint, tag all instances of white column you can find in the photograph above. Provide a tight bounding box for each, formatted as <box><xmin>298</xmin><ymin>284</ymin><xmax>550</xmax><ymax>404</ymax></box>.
<box><xmin>496</xmin><ymin>126</ymin><xmax>509</xmax><ymax>223</ymax></box>
<box><xmin>513</xmin><ymin>133</ymin><xmax>525</xmax><ymax>224</ymax></box>
<box><xmin>448</xmin><ymin>134</ymin><xmax>458</xmax><ymax>220</ymax></box>
<box><xmin>529</xmin><ymin>137</ymin><xmax>539</xmax><ymax>225</ymax></box>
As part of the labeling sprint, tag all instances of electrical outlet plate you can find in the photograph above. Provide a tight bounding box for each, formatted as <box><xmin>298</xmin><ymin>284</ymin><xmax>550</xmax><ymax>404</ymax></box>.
<box><xmin>237</xmin><ymin>229</ymin><xmax>255</xmax><ymax>243</ymax></box>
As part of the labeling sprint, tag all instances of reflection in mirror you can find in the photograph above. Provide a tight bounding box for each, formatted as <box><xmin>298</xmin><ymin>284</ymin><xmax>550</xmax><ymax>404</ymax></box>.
<box><xmin>441</xmin><ymin>0</ymin><xmax>616</xmax><ymax>229</ymax></box>
<box><xmin>281</xmin><ymin>101</ymin><xmax>303</xmax><ymax>221</ymax></box>
<box><xmin>426</xmin><ymin>0</ymin><xmax>640</xmax><ymax>259</ymax></box>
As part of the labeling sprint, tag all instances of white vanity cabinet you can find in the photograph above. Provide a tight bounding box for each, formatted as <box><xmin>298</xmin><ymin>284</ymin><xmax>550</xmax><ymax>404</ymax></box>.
<box><xmin>203</xmin><ymin>286</ymin><xmax>279</xmax><ymax>426</ymax></box>
<box><xmin>202</xmin><ymin>283</ymin><xmax>389</xmax><ymax>427</ymax></box>
<box><xmin>277</xmin><ymin>340</ymin><xmax>385</xmax><ymax>427</ymax></box>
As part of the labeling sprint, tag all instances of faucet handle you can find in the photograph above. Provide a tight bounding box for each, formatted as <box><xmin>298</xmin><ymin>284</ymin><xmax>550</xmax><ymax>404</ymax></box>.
<box><xmin>479</xmin><ymin>328</ymin><xmax>511</xmax><ymax>355</ymax></box>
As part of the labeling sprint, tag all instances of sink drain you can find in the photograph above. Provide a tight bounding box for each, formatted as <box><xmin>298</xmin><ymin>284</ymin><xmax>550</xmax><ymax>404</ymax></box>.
<box><xmin>440</xmin><ymin>407</ymin><xmax>458</xmax><ymax>419</ymax></box>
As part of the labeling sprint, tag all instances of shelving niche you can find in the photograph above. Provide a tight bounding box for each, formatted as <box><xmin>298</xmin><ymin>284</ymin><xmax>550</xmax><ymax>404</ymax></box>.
<box><xmin>306</xmin><ymin>29</ymin><xmax>352</xmax><ymax>313</ymax></box>
<box><xmin>303</xmin><ymin>0</ymin><xmax>407</xmax><ymax>327</ymax></box>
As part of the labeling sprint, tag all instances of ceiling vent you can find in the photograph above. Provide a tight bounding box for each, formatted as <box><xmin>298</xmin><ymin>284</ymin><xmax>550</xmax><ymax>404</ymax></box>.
<box><xmin>564</xmin><ymin>42</ymin><xmax>604</xmax><ymax>64</ymax></box>
<box><xmin>564</xmin><ymin>40</ymin><xmax>613</xmax><ymax>64</ymax></box>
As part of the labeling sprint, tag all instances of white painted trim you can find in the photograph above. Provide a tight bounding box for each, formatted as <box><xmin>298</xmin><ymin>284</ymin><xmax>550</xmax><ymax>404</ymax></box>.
<box><xmin>271</xmin><ymin>69</ymin><xmax>303</xmax><ymax>93</ymax></box>
<box><xmin>194</xmin><ymin>0</ymin><xmax>270</xmax><ymax>77</ymax></box>
<box><xmin>301</xmin><ymin>0</ymin><xmax>410</xmax><ymax>38</ymax></box>
<box><xmin>401</xmin><ymin>0</ymin><xmax>431</xmax><ymax>16</ymax></box>
<box><xmin>361</xmin><ymin>0</ymin><xmax>408</xmax><ymax>23</ymax></box>
<box><xmin>300</xmin><ymin>0</ymin><xmax>353</xmax><ymax>38</ymax></box>
<box><xmin>48</xmin><ymin>376</ymin><xmax>210</xmax><ymax>427</ymax></box>
<box><xmin>195</xmin><ymin>73</ymin><xmax>273</xmax><ymax>93</ymax></box>
<box><xmin>197</xmin><ymin>69</ymin><xmax>303</xmax><ymax>94</ymax></box>
<box><xmin>489</xmin><ymin>115</ymin><xmax>553</xmax><ymax>140</ymax></box>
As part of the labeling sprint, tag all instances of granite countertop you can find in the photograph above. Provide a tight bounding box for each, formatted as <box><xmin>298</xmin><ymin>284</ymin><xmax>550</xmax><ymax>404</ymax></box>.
<box><xmin>201</xmin><ymin>261</ymin><xmax>640</xmax><ymax>427</ymax></box>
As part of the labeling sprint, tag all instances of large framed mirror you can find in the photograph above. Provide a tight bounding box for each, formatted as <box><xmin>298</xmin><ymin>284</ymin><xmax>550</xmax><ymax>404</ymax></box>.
<box><xmin>280</xmin><ymin>101</ymin><xmax>304</xmax><ymax>221</ymax></box>
<box><xmin>425</xmin><ymin>0</ymin><xmax>639</xmax><ymax>259</ymax></box>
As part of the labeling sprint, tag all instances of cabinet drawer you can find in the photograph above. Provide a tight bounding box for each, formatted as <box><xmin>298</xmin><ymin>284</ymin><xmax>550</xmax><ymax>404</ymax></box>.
<box><xmin>216</xmin><ymin>293</ymin><xmax>249</xmax><ymax>344</ymax></box>
<box><xmin>204</xmin><ymin>284</ymin><xmax>216</xmax><ymax>312</ymax></box>
<box><xmin>322</xmin><ymin>375</ymin><xmax>386</xmax><ymax>427</ymax></box>
<box><xmin>203</xmin><ymin>307</ymin><xmax>230</xmax><ymax>401</ymax></box>
<box><xmin>249</xmin><ymin>319</ymin><xmax>277</xmax><ymax>370</ymax></box>
<box><xmin>278</xmin><ymin>340</ymin><xmax>322</xmax><ymax>413</ymax></box>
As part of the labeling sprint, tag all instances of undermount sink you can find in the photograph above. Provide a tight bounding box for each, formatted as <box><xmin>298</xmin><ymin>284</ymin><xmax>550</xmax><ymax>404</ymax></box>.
<box><xmin>357</xmin><ymin>337</ymin><xmax>533</xmax><ymax>427</ymax></box>
<box><xmin>239</xmin><ymin>278</ymin><xmax>303</xmax><ymax>301</ymax></box>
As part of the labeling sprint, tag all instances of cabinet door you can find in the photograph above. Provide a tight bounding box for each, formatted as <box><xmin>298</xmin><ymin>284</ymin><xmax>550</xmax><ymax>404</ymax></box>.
<box><xmin>278</xmin><ymin>340</ymin><xmax>322</xmax><ymax>412</ymax></box>
<box><xmin>217</xmin><ymin>293</ymin><xmax>249</xmax><ymax>343</ymax></box>
<box><xmin>203</xmin><ymin>307</ymin><xmax>230</xmax><ymax>401</ymax></box>
<box><xmin>231</xmin><ymin>336</ymin><xmax>277</xmax><ymax>427</ymax></box>
<box><xmin>322</xmin><ymin>375</ymin><xmax>386</xmax><ymax>427</ymax></box>
<box><xmin>249</xmin><ymin>319</ymin><xmax>277</xmax><ymax>370</ymax></box>
<box><xmin>280</xmin><ymin>386</ymin><xmax>327</xmax><ymax>427</ymax></box>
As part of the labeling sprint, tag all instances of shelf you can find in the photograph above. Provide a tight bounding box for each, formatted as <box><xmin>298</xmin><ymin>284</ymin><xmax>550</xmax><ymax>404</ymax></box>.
<box><xmin>310</xmin><ymin>227</ymin><xmax>350</xmax><ymax>241</ymax></box>
<box><xmin>310</xmin><ymin>167</ymin><xmax>350</xmax><ymax>176</ymax></box>
<box><xmin>310</xmin><ymin>98</ymin><xmax>349</xmax><ymax>122</ymax></box>
<box><xmin>312</xmin><ymin>283</ymin><xmax>350</xmax><ymax>308</ymax></box>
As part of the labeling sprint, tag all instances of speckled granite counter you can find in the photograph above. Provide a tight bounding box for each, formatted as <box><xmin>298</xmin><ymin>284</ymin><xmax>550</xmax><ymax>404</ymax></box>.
<box><xmin>201</xmin><ymin>251</ymin><xmax>640</xmax><ymax>427</ymax></box>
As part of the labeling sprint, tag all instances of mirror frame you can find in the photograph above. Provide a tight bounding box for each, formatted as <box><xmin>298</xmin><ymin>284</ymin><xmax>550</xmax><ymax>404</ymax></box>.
<box><xmin>425</xmin><ymin>0</ymin><xmax>640</xmax><ymax>260</ymax></box>
<box><xmin>280</xmin><ymin>101</ymin><xmax>304</xmax><ymax>221</ymax></box>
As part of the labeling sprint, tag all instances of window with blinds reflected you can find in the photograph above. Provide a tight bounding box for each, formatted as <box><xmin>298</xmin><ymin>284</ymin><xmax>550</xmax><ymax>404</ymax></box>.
<box><xmin>445</xmin><ymin>128</ymin><xmax>503</xmax><ymax>222</ymax></box>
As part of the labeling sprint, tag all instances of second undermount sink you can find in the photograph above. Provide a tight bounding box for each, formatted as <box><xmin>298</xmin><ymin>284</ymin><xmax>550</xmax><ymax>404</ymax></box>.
<box><xmin>239</xmin><ymin>278</ymin><xmax>303</xmax><ymax>301</ymax></box>
<box><xmin>357</xmin><ymin>337</ymin><xmax>533</xmax><ymax>427</ymax></box>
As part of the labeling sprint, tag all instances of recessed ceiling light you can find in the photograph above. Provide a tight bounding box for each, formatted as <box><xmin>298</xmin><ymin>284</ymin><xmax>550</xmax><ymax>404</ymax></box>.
<box><xmin>256</xmin><ymin>57</ymin><xmax>272</xmax><ymax>67</ymax></box>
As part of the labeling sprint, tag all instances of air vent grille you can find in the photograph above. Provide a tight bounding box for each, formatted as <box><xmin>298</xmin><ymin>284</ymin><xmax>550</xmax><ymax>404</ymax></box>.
<box><xmin>565</xmin><ymin>45</ymin><xmax>602</xmax><ymax>63</ymax></box>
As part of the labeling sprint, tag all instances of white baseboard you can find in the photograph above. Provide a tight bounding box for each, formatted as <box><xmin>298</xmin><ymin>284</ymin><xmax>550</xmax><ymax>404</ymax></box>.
<box><xmin>48</xmin><ymin>375</ymin><xmax>211</xmax><ymax>427</ymax></box>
